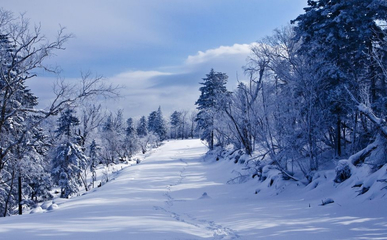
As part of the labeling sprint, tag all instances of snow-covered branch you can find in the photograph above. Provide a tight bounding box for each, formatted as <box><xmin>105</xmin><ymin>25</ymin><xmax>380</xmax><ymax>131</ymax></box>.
<box><xmin>344</xmin><ymin>86</ymin><xmax>387</xmax><ymax>138</ymax></box>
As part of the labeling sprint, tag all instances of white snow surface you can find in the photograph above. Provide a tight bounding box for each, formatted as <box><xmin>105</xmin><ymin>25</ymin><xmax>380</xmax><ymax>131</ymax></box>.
<box><xmin>1</xmin><ymin>139</ymin><xmax>387</xmax><ymax>239</ymax></box>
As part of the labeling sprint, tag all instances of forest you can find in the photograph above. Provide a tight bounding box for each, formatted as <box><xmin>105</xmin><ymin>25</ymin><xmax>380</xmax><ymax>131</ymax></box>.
<box><xmin>196</xmin><ymin>0</ymin><xmax>387</xmax><ymax>190</ymax></box>
<box><xmin>1</xmin><ymin>0</ymin><xmax>387</xmax><ymax>218</ymax></box>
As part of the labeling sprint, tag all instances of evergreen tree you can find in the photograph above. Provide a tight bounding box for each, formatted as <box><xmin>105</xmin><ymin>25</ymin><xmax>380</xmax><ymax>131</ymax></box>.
<box><xmin>137</xmin><ymin>116</ymin><xmax>148</xmax><ymax>138</ymax></box>
<box><xmin>88</xmin><ymin>139</ymin><xmax>100</xmax><ymax>188</ymax></box>
<box><xmin>20</xmin><ymin>127</ymin><xmax>53</xmax><ymax>205</ymax></box>
<box><xmin>122</xmin><ymin>117</ymin><xmax>139</xmax><ymax>158</ymax></box>
<box><xmin>148</xmin><ymin>107</ymin><xmax>167</xmax><ymax>141</ymax></box>
<box><xmin>292</xmin><ymin>0</ymin><xmax>387</xmax><ymax>78</ymax></box>
<box><xmin>148</xmin><ymin>111</ymin><xmax>158</xmax><ymax>134</ymax></box>
<box><xmin>89</xmin><ymin>139</ymin><xmax>100</xmax><ymax>171</ymax></box>
<box><xmin>156</xmin><ymin>107</ymin><xmax>167</xmax><ymax>141</ymax></box>
<box><xmin>52</xmin><ymin>107</ymin><xmax>87</xmax><ymax>198</ymax></box>
<box><xmin>195</xmin><ymin>69</ymin><xmax>228</xmax><ymax>149</ymax></box>
<box><xmin>55</xmin><ymin>108</ymin><xmax>80</xmax><ymax>139</ymax></box>
<box><xmin>126</xmin><ymin>118</ymin><xmax>135</xmax><ymax>136</ymax></box>
<box><xmin>292</xmin><ymin>0</ymin><xmax>387</xmax><ymax>156</ymax></box>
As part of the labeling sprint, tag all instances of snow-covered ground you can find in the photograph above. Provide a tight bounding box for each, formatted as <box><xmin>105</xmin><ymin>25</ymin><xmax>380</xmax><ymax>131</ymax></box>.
<box><xmin>0</xmin><ymin>139</ymin><xmax>387</xmax><ymax>239</ymax></box>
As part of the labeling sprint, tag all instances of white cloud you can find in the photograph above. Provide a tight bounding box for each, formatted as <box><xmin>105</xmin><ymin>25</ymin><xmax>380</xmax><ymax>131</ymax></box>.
<box><xmin>105</xmin><ymin>43</ymin><xmax>254</xmax><ymax>118</ymax></box>
<box><xmin>27</xmin><ymin>42</ymin><xmax>253</xmax><ymax>119</ymax></box>
<box><xmin>185</xmin><ymin>43</ymin><xmax>252</xmax><ymax>65</ymax></box>
<box><xmin>113</xmin><ymin>70</ymin><xmax>173</xmax><ymax>88</ymax></box>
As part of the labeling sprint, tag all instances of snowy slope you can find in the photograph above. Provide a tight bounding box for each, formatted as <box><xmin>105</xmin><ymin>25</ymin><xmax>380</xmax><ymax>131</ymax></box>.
<box><xmin>0</xmin><ymin>139</ymin><xmax>387</xmax><ymax>239</ymax></box>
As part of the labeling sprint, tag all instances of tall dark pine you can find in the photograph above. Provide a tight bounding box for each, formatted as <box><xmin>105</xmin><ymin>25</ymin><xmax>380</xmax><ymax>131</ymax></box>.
<box><xmin>156</xmin><ymin>107</ymin><xmax>167</xmax><ymax>141</ymax></box>
<box><xmin>292</xmin><ymin>0</ymin><xmax>387</xmax><ymax>156</ymax></box>
<box><xmin>88</xmin><ymin>139</ymin><xmax>100</xmax><ymax>188</ymax></box>
<box><xmin>195</xmin><ymin>69</ymin><xmax>228</xmax><ymax>150</ymax></box>
<box><xmin>55</xmin><ymin>108</ymin><xmax>80</xmax><ymax>139</ymax></box>
<box><xmin>89</xmin><ymin>139</ymin><xmax>100</xmax><ymax>172</ymax></box>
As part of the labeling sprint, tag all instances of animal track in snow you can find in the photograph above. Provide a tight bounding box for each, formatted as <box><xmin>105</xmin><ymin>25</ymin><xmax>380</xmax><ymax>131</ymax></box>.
<box><xmin>154</xmin><ymin>156</ymin><xmax>239</xmax><ymax>239</ymax></box>
<box><xmin>153</xmin><ymin>206</ymin><xmax>239</xmax><ymax>239</ymax></box>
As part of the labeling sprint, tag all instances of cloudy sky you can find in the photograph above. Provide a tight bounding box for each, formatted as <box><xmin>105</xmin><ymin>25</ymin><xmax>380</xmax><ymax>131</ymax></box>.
<box><xmin>3</xmin><ymin>0</ymin><xmax>306</xmax><ymax>119</ymax></box>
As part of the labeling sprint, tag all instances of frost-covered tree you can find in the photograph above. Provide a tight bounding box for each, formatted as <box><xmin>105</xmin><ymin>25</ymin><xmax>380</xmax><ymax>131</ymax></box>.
<box><xmin>0</xmin><ymin>33</ymin><xmax>41</xmax><ymax>215</ymax></box>
<box><xmin>195</xmin><ymin>69</ymin><xmax>228</xmax><ymax>150</ymax></box>
<box><xmin>123</xmin><ymin>117</ymin><xmax>140</xmax><ymax>159</ymax></box>
<box><xmin>292</xmin><ymin>0</ymin><xmax>387</xmax><ymax>156</ymax></box>
<box><xmin>170</xmin><ymin>111</ymin><xmax>182</xmax><ymax>139</ymax></box>
<box><xmin>222</xmin><ymin>82</ymin><xmax>255</xmax><ymax>155</ymax></box>
<box><xmin>55</xmin><ymin>108</ymin><xmax>80</xmax><ymax>139</ymax></box>
<box><xmin>126</xmin><ymin>117</ymin><xmax>135</xmax><ymax>136</ymax></box>
<box><xmin>88</xmin><ymin>139</ymin><xmax>100</xmax><ymax>188</ymax></box>
<box><xmin>0</xmin><ymin>9</ymin><xmax>71</xmax><ymax>216</ymax></box>
<box><xmin>188</xmin><ymin>110</ymin><xmax>198</xmax><ymax>139</ymax></box>
<box><xmin>101</xmin><ymin>110</ymin><xmax>126</xmax><ymax>164</ymax></box>
<box><xmin>137</xmin><ymin>116</ymin><xmax>148</xmax><ymax>138</ymax></box>
<box><xmin>78</xmin><ymin>104</ymin><xmax>103</xmax><ymax>148</ymax></box>
<box><xmin>51</xmin><ymin>107</ymin><xmax>87</xmax><ymax>198</ymax></box>
<box><xmin>230</xmin><ymin>25</ymin><xmax>331</xmax><ymax>180</ymax></box>
<box><xmin>148</xmin><ymin>107</ymin><xmax>167</xmax><ymax>142</ymax></box>
<box><xmin>169</xmin><ymin>110</ymin><xmax>190</xmax><ymax>139</ymax></box>
<box><xmin>179</xmin><ymin>110</ymin><xmax>189</xmax><ymax>139</ymax></box>
<box><xmin>0</xmin><ymin>9</ymin><xmax>119</xmax><ymax>216</ymax></box>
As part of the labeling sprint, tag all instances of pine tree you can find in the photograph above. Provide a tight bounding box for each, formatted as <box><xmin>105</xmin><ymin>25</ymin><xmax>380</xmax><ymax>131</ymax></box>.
<box><xmin>137</xmin><ymin>116</ymin><xmax>148</xmax><ymax>138</ymax></box>
<box><xmin>195</xmin><ymin>69</ymin><xmax>228</xmax><ymax>149</ymax></box>
<box><xmin>51</xmin><ymin>107</ymin><xmax>87</xmax><ymax>198</ymax></box>
<box><xmin>19</xmin><ymin>127</ymin><xmax>53</xmax><ymax>205</ymax></box>
<box><xmin>156</xmin><ymin>107</ymin><xmax>167</xmax><ymax>141</ymax></box>
<box><xmin>55</xmin><ymin>108</ymin><xmax>80</xmax><ymax>139</ymax></box>
<box><xmin>88</xmin><ymin>139</ymin><xmax>100</xmax><ymax>188</ymax></box>
<box><xmin>148</xmin><ymin>107</ymin><xmax>167</xmax><ymax>141</ymax></box>
<box><xmin>148</xmin><ymin>111</ymin><xmax>158</xmax><ymax>134</ymax></box>
<box><xmin>89</xmin><ymin>139</ymin><xmax>100</xmax><ymax>171</ymax></box>
<box><xmin>122</xmin><ymin>119</ymin><xmax>139</xmax><ymax>159</ymax></box>
<box><xmin>293</xmin><ymin>0</ymin><xmax>387</xmax><ymax>74</ymax></box>
<box><xmin>292</xmin><ymin>0</ymin><xmax>387</xmax><ymax>156</ymax></box>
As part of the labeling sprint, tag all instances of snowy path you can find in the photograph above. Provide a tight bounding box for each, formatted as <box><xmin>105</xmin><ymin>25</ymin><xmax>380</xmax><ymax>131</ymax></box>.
<box><xmin>1</xmin><ymin>139</ymin><xmax>387</xmax><ymax>239</ymax></box>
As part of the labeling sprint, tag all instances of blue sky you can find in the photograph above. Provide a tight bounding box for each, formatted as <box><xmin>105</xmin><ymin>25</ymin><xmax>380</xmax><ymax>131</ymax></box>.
<box><xmin>3</xmin><ymin>0</ymin><xmax>306</xmax><ymax>118</ymax></box>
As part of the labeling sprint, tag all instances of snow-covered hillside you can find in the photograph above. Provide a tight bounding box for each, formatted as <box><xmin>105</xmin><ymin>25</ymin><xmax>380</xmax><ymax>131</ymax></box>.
<box><xmin>0</xmin><ymin>139</ymin><xmax>386</xmax><ymax>239</ymax></box>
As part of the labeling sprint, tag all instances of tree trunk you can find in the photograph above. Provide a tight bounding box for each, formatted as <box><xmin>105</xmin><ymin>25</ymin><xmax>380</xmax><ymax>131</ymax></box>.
<box><xmin>352</xmin><ymin>112</ymin><xmax>358</xmax><ymax>154</ymax></box>
<box><xmin>3</xmin><ymin>170</ymin><xmax>15</xmax><ymax>217</ymax></box>
<box><xmin>336</xmin><ymin>117</ymin><xmax>342</xmax><ymax>156</ymax></box>
<box><xmin>210</xmin><ymin>130</ymin><xmax>214</xmax><ymax>150</ymax></box>
<box><xmin>18</xmin><ymin>176</ymin><xmax>22</xmax><ymax>215</ymax></box>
